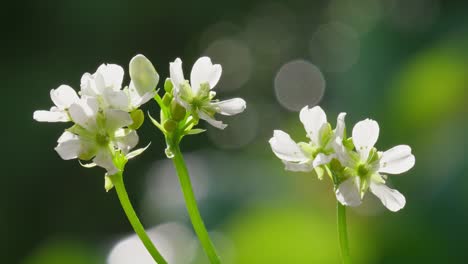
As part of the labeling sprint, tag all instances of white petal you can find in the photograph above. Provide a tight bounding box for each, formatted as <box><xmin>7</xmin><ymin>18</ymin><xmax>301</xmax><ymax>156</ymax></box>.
<box><xmin>105</xmin><ymin>109</ymin><xmax>133</xmax><ymax>132</ymax></box>
<box><xmin>54</xmin><ymin>131</ymin><xmax>81</xmax><ymax>160</ymax></box>
<box><xmin>169</xmin><ymin>58</ymin><xmax>185</xmax><ymax>90</ymax></box>
<box><xmin>299</xmin><ymin>105</ymin><xmax>327</xmax><ymax>144</ymax></box>
<box><xmin>50</xmin><ymin>85</ymin><xmax>80</xmax><ymax>109</ymax></box>
<box><xmin>352</xmin><ymin>119</ymin><xmax>379</xmax><ymax>161</ymax></box>
<box><xmin>312</xmin><ymin>153</ymin><xmax>333</xmax><ymax>167</ymax></box>
<box><xmin>334</xmin><ymin>112</ymin><xmax>347</xmax><ymax>140</ymax></box>
<box><xmin>129</xmin><ymin>54</ymin><xmax>159</xmax><ymax>95</ymax></box>
<box><xmin>370</xmin><ymin>182</ymin><xmax>406</xmax><ymax>212</ymax></box>
<box><xmin>103</xmin><ymin>89</ymin><xmax>130</xmax><ymax>111</ymax></box>
<box><xmin>269</xmin><ymin>130</ymin><xmax>309</xmax><ymax>162</ymax></box>
<box><xmin>80</xmin><ymin>73</ymin><xmax>97</xmax><ymax>96</ymax></box>
<box><xmin>115</xmin><ymin>129</ymin><xmax>139</xmax><ymax>154</ymax></box>
<box><xmin>332</xmin><ymin>137</ymin><xmax>355</xmax><ymax>168</ymax></box>
<box><xmin>336</xmin><ymin>177</ymin><xmax>362</xmax><ymax>207</ymax></box>
<box><xmin>379</xmin><ymin>145</ymin><xmax>415</xmax><ymax>174</ymax></box>
<box><xmin>190</xmin><ymin>57</ymin><xmax>222</xmax><ymax>93</ymax></box>
<box><xmin>96</xmin><ymin>64</ymin><xmax>124</xmax><ymax>90</ymax></box>
<box><xmin>68</xmin><ymin>97</ymin><xmax>99</xmax><ymax>130</ymax></box>
<box><xmin>197</xmin><ymin>110</ymin><xmax>227</xmax><ymax>129</ymax></box>
<box><xmin>283</xmin><ymin>160</ymin><xmax>314</xmax><ymax>172</ymax></box>
<box><xmin>212</xmin><ymin>98</ymin><xmax>246</xmax><ymax>116</ymax></box>
<box><xmin>33</xmin><ymin>110</ymin><xmax>69</xmax><ymax>122</ymax></box>
<box><xmin>93</xmin><ymin>149</ymin><xmax>118</xmax><ymax>175</ymax></box>
<box><xmin>128</xmin><ymin>82</ymin><xmax>156</xmax><ymax>108</ymax></box>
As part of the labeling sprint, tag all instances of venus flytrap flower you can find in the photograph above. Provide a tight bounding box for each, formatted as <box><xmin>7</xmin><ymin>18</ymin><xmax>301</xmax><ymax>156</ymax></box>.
<box><xmin>55</xmin><ymin>96</ymin><xmax>137</xmax><ymax>175</ymax></box>
<box><xmin>269</xmin><ymin>105</ymin><xmax>415</xmax><ymax>264</ymax></box>
<box><xmin>269</xmin><ymin>105</ymin><xmax>346</xmax><ymax>178</ymax></box>
<box><xmin>334</xmin><ymin>119</ymin><xmax>415</xmax><ymax>212</ymax></box>
<box><xmin>147</xmin><ymin>56</ymin><xmax>247</xmax><ymax>264</ymax></box>
<box><xmin>169</xmin><ymin>57</ymin><xmax>246</xmax><ymax>129</ymax></box>
<box><xmin>33</xmin><ymin>56</ymin><xmax>168</xmax><ymax>264</ymax></box>
<box><xmin>80</xmin><ymin>54</ymin><xmax>159</xmax><ymax>112</ymax></box>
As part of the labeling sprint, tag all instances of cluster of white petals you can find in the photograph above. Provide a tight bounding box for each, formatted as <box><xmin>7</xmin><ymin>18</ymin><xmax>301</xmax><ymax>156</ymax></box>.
<box><xmin>169</xmin><ymin>57</ymin><xmax>246</xmax><ymax>129</ymax></box>
<box><xmin>334</xmin><ymin>119</ymin><xmax>415</xmax><ymax>212</ymax></box>
<box><xmin>34</xmin><ymin>55</ymin><xmax>158</xmax><ymax>174</ymax></box>
<box><xmin>269</xmin><ymin>106</ymin><xmax>345</xmax><ymax>172</ymax></box>
<box><xmin>270</xmin><ymin>105</ymin><xmax>415</xmax><ymax>212</ymax></box>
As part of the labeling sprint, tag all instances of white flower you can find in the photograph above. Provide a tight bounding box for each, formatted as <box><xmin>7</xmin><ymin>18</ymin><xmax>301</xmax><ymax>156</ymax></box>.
<box><xmin>80</xmin><ymin>63</ymin><xmax>130</xmax><ymax>111</ymax></box>
<box><xmin>169</xmin><ymin>57</ymin><xmax>246</xmax><ymax>129</ymax></box>
<box><xmin>80</xmin><ymin>55</ymin><xmax>158</xmax><ymax>112</ymax></box>
<box><xmin>334</xmin><ymin>119</ymin><xmax>415</xmax><ymax>212</ymax></box>
<box><xmin>269</xmin><ymin>106</ymin><xmax>346</xmax><ymax>172</ymax></box>
<box><xmin>55</xmin><ymin>96</ymin><xmax>138</xmax><ymax>174</ymax></box>
<box><xmin>33</xmin><ymin>85</ymin><xmax>80</xmax><ymax>122</ymax></box>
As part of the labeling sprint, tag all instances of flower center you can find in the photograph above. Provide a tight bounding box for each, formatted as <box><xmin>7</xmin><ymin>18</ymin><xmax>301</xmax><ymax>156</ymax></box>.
<box><xmin>357</xmin><ymin>164</ymin><xmax>369</xmax><ymax>178</ymax></box>
<box><xmin>95</xmin><ymin>132</ymin><xmax>110</xmax><ymax>146</ymax></box>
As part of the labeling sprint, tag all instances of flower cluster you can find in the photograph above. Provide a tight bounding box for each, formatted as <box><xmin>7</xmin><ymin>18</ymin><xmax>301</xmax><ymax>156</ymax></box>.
<box><xmin>33</xmin><ymin>55</ymin><xmax>158</xmax><ymax>178</ymax></box>
<box><xmin>269</xmin><ymin>106</ymin><xmax>415</xmax><ymax>212</ymax></box>
<box><xmin>169</xmin><ymin>57</ymin><xmax>246</xmax><ymax>129</ymax></box>
<box><xmin>150</xmin><ymin>57</ymin><xmax>247</xmax><ymax>157</ymax></box>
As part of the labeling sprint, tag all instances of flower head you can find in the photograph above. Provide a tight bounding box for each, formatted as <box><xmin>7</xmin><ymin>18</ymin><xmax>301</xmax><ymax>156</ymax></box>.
<box><xmin>55</xmin><ymin>96</ymin><xmax>137</xmax><ymax>174</ymax></box>
<box><xmin>269</xmin><ymin>106</ymin><xmax>345</xmax><ymax>173</ymax></box>
<box><xmin>34</xmin><ymin>55</ymin><xmax>157</xmax><ymax>179</ymax></box>
<box><xmin>334</xmin><ymin>119</ymin><xmax>415</xmax><ymax>211</ymax></box>
<box><xmin>269</xmin><ymin>105</ymin><xmax>415</xmax><ymax>212</ymax></box>
<box><xmin>80</xmin><ymin>54</ymin><xmax>158</xmax><ymax>112</ymax></box>
<box><xmin>169</xmin><ymin>57</ymin><xmax>246</xmax><ymax>129</ymax></box>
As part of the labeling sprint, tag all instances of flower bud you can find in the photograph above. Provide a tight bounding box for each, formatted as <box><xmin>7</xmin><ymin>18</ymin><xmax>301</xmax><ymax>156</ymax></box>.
<box><xmin>164</xmin><ymin>78</ymin><xmax>173</xmax><ymax>93</ymax></box>
<box><xmin>162</xmin><ymin>93</ymin><xmax>172</xmax><ymax>106</ymax></box>
<box><xmin>163</xmin><ymin>119</ymin><xmax>178</xmax><ymax>132</ymax></box>
<box><xmin>129</xmin><ymin>109</ymin><xmax>144</xmax><ymax>130</ymax></box>
<box><xmin>171</xmin><ymin>101</ymin><xmax>186</xmax><ymax>121</ymax></box>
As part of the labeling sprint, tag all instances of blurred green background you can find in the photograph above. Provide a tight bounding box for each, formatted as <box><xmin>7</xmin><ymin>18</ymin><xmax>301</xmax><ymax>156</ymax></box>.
<box><xmin>3</xmin><ymin>0</ymin><xmax>467</xmax><ymax>263</ymax></box>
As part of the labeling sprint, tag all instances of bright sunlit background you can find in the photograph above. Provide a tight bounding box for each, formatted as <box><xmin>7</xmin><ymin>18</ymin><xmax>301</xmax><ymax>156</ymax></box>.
<box><xmin>3</xmin><ymin>0</ymin><xmax>468</xmax><ymax>263</ymax></box>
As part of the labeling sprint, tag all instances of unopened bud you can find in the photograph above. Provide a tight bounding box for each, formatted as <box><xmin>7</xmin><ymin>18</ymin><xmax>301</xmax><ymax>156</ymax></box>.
<box><xmin>164</xmin><ymin>78</ymin><xmax>173</xmax><ymax>93</ymax></box>
<box><xmin>163</xmin><ymin>119</ymin><xmax>178</xmax><ymax>132</ymax></box>
<box><xmin>171</xmin><ymin>101</ymin><xmax>186</xmax><ymax>121</ymax></box>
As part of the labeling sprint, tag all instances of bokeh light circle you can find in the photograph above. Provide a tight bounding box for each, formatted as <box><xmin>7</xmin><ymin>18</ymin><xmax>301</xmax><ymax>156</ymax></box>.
<box><xmin>274</xmin><ymin>60</ymin><xmax>326</xmax><ymax>111</ymax></box>
<box><xmin>309</xmin><ymin>22</ymin><xmax>360</xmax><ymax>73</ymax></box>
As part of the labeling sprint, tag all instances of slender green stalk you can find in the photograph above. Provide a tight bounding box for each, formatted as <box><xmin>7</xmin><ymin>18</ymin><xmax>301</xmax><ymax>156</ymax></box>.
<box><xmin>110</xmin><ymin>172</ymin><xmax>168</xmax><ymax>264</ymax></box>
<box><xmin>171</xmin><ymin>144</ymin><xmax>221</xmax><ymax>264</ymax></box>
<box><xmin>337</xmin><ymin>201</ymin><xmax>351</xmax><ymax>264</ymax></box>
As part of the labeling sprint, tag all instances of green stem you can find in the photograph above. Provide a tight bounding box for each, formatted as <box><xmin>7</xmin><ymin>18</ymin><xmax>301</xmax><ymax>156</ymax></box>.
<box><xmin>171</xmin><ymin>144</ymin><xmax>222</xmax><ymax>264</ymax></box>
<box><xmin>110</xmin><ymin>172</ymin><xmax>168</xmax><ymax>264</ymax></box>
<box><xmin>337</xmin><ymin>201</ymin><xmax>351</xmax><ymax>264</ymax></box>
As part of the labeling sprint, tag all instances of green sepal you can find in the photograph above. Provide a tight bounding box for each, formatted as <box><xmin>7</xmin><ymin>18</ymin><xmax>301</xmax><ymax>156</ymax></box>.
<box><xmin>343</xmin><ymin>138</ymin><xmax>354</xmax><ymax>151</ymax></box>
<box><xmin>129</xmin><ymin>109</ymin><xmax>144</xmax><ymax>130</ymax></box>
<box><xmin>319</xmin><ymin>123</ymin><xmax>333</xmax><ymax>146</ymax></box>
<box><xmin>104</xmin><ymin>175</ymin><xmax>114</xmax><ymax>192</ymax></box>
<box><xmin>359</xmin><ymin>176</ymin><xmax>370</xmax><ymax>199</ymax></box>
<box><xmin>185</xmin><ymin>128</ymin><xmax>206</xmax><ymax>135</ymax></box>
<box><xmin>371</xmin><ymin>173</ymin><xmax>386</xmax><ymax>184</ymax></box>
<box><xmin>148</xmin><ymin>111</ymin><xmax>166</xmax><ymax>133</ymax></box>
<box><xmin>298</xmin><ymin>142</ymin><xmax>316</xmax><ymax>156</ymax></box>
<box><xmin>367</xmin><ymin>148</ymin><xmax>379</xmax><ymax>164</ymax></box>
<box><xmin>126</xmin><ymin>142</ymin><xmax>151</xmax><ymax>160</ymax></box>
<box><xmin>314</xmin><ymin>166</ymin><xmax>325</xmax><ymax>180</ymax></box>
